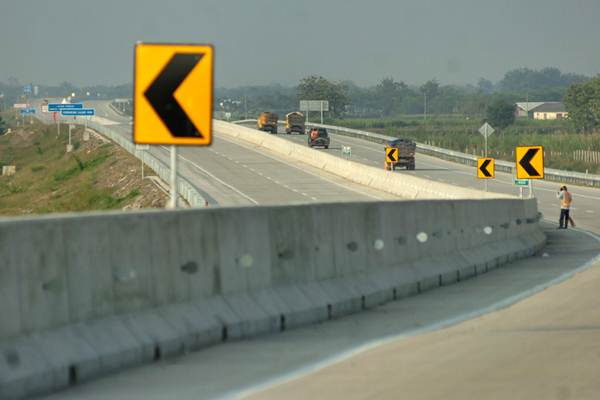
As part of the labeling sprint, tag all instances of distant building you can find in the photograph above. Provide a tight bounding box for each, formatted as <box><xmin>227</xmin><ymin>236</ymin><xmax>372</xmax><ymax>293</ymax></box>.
<box><xmin>532</xmin><ymin>102</ymin><xmax>568</xmax><ymax>120</ymax></box>
<box><xmin>515</xmin><ymin>102</ymin><xmax>545</xmax><ymax>118</ymax></box>
<box><xmin>515</xmin><ymin>101</ymin><xmax>568</xmax><ymax>119</ymax></box>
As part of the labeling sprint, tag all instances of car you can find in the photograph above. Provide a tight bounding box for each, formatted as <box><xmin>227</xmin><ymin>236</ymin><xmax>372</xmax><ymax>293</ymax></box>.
<box><xmin>307</xmin><ymin>127</ymin><xmax>330</xmax><ymax>149</ymax></box>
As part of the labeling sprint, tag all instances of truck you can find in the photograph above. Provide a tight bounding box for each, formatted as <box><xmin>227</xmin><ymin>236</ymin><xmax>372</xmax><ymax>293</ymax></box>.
<box><xmin>384</xmin><ymin>138</ymin><xmax>416</xmax><ymax>170</ymax></box>
<box><xmin>285</xmin><ymin>112</ymin><xmax>305</xmax><ymax>134</ymax></box>
<box><xmin>257</xmin><ymin>112</ymin><xmax>279</xmax><ymax>134</ymax></box>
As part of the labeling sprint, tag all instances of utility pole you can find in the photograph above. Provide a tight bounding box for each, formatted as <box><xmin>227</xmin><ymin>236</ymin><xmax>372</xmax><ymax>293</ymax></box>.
<box><xmin>423</xmin><ymin>92</ymin><xmax>427</xmax><ymax>122</ymax></box>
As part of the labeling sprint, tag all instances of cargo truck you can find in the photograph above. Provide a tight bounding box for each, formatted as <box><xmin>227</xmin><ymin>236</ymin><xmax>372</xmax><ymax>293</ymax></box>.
<box><xmin>384</xmin><ymin>138</ymin><xmax>416</xmax><ymax>170</ymax></box>
<box><xmin>285</xmin><ymin>112</ymin><xmax>305</xmax><ymax>134</ymax></box>
<box><xmin>257</xmin><ymin>112</ymin><xmax>279</xmax><ymax>134</ymax></box>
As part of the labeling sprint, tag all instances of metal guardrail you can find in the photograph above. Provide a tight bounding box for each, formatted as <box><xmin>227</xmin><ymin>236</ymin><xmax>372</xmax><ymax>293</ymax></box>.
<box><xmin>233</xmin><ymin>119</ymin><xmax>600</xmax><ymax>188</ymax></box>
<box><xmin>82</xmin><ymin>121</ymin><xmax>207</xmax><ymax>208</ymax></box>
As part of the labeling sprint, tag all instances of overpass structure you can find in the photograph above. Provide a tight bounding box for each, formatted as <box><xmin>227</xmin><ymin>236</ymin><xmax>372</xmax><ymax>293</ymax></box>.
<box><xmin>2</xmin><ymin>101</ymin><xmax>598</xmax><ymax>399</ymax></box>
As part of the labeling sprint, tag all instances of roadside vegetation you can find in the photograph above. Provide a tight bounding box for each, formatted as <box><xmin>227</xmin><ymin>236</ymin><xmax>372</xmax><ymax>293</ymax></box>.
<box><xmin>0</xmin><ymin>115</ymin><xmax>167</xmax><ymax>215</ymax></box>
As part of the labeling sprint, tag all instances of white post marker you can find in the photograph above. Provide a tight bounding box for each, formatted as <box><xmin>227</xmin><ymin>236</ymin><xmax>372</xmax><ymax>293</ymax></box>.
<box><xmin>66</xmin><ymin>124</ymin><xmax>74</xmax><ymax>152</ymax></box>
<box><xmin>169</xmin><ymin>145</ymin><xmax>178</xmax><ymax>208</ymax></box>
<box><xmin>136</xmin><ymin>144</ymin><xmax>150</xmax><ymax>180</ymax></box>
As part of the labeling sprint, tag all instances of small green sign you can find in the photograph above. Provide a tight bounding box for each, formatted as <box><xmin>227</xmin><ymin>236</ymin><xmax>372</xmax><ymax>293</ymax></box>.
<box><xmin>514</xmin><ymin>179</ymin><xmax>529</xmax><ymax>186</ymax></box>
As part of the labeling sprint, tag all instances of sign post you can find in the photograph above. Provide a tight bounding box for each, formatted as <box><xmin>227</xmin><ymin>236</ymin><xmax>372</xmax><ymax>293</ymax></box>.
<box><xmin>50</xmin><ymin>103</ymin><xmax>83</xmax><ymax>137</ymax></box>
<box><xmin>300</xmin><ymin>100</ymin><xmax>329</xmax><ymax>126</ymax></box>
<box><xmin>514</xmin><ymin>179</ymin><xmax>529</xmax><ymax>199</ymax></box>
<box><xmin>136</xmin><ymin>144</ymin><xmax>150</xmax><ymax>179</ymax></box>
<box><xmin>515</xmin><ymin>146</ymin><xmax>544</xmax><ymax>199</ymax></box>
<box><xmin>477</xmin><ymin>157</ymin><xmax>495</xmax><ymax>191</ymax></box>
<box><xmin>133</xmin><ymin>42</ymin><xmax>214</xmax><ymax>209</ymax></box>
<box><xmin>478</xmin><ymin>122</ymin><xmax>495</xmax><ymax>157</ymax></box>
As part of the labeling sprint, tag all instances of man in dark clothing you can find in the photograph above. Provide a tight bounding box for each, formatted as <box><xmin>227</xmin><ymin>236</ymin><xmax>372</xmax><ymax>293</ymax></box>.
<box><xmin>557</xmin><ymin>185</ymin><xmax>572</xmax><ymax>229</ymax></box>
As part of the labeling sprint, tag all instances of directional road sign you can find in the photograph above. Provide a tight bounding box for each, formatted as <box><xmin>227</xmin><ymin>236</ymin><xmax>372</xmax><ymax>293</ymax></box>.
<box><xmin>479</xmin><ymin>122</ymin><xmax>495</xmax><ymax>138</ymax></box>
<box><xmin>48</xmin><ymin>103</ymin><xmax>83</xmax><ymax>112</ymax></box>
<box><xmin>516</xmin><ymin>146</ymin><xmax>544</xmax><ymax>179</ymax></box>
<box><xmin>514</xmin><ymin>179</ymin><xmax>530</xmax><ymax>186</ymax></box>
<box><xmin>477</xmin><ymin>157</ymin><xmax>495</xmax><ymax>179</ymax></box>
<box><xmin>20</xmin><ymin>108</ymin><xmax>36</xmax><ymax>115</ymax></box>
<box><xmin>134</xmin><ymin>43</ymin><xmax>214</xmax><ymax>145</ymax></box>
<box><xmin>23</xmin><ymin>84</ymin><xmax>32</xmax><ymax>94</ymax></box>
<box><xmin>385</xmin><ymin>147</ymin><xmax>399</xmax><ymax>164</ymax></box>
<box><xmin>60</xmin><ymin>108</ymin><xmax>95</xmax><ymax>116</ymax></box>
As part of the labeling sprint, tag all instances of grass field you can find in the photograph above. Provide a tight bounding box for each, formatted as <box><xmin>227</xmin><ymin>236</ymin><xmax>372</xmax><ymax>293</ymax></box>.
<box><xmin>330</xmin><ymin>116</ymin><xmax>599</xmax><ymax>174</ymax></box>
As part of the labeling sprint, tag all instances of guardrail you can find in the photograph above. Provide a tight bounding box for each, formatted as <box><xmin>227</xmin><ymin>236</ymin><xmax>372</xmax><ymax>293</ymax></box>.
<box><xmin>85</xmin><ymin>121</ymin><xmax>206</xmax><ymax>207</ymax></box>
<box><xmin>233</xmin><ymin>119</ymin><xmax>600</xmax><ymax>188</ymax></box>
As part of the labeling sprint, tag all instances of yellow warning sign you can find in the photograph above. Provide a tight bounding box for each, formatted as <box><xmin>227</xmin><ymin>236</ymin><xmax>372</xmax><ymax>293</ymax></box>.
<box><xmin>134</xmin><ymin>43</ymin><xmax>214</xmax><ymax>145</ymax></box>
<box><xmin>385</xmin><ymin>147</ymin><xmax>398</xmax><ymax>164</ymax></box>
<box><xmin>477</xmin><ymin>157</ymin><xmax>495</xmax><ymax>179</ymax></box>
<box><xmin>516</xmin><ymin>146</ymin><xmax>544</xmax><ymax>179</ymax></box>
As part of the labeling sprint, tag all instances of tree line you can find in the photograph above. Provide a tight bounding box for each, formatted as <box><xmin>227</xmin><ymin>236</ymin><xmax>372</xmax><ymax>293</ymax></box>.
<box><xmin>215</xmin><ymin>67</ymin><xmax>595</xmax><ymax>130</ymax></box>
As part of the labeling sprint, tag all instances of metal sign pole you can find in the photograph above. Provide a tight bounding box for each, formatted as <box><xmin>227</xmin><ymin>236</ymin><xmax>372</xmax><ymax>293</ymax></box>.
<box><xmin>320</xmin><ymin>101</ymin><xmax>323</xmax><ymax>124</ymax></box>
<box><xmin>169</xmin><ymin>145</ymin><xmax>178</xmax><ymax>208</ymax></box>
<box><xmin>529</xmin><ymin>180</ymin><xmax>534</xmax><ymax>198</ymax></box>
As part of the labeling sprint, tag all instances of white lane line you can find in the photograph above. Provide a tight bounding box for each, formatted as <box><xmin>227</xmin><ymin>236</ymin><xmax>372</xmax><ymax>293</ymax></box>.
<box><xmin>586</xmin><ymin>210</ymin><xmax>595</xmax><ymax>214</ymax></box>
<box><xmin>218</xmin><ymin>135</ymin><xmax>385</xmax><ymax>200</ymax></box>
<box><xmin>167</xmin><ymin>151</ymin><xmax>259</xmax><ymax>205</ymax></box>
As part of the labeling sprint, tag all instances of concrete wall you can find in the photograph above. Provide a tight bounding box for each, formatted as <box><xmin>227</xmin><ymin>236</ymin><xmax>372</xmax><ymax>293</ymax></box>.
<box><xmin>0</xmin><ymin>200</ymin><xmax>545</xmax><ymax>398</ymax></box>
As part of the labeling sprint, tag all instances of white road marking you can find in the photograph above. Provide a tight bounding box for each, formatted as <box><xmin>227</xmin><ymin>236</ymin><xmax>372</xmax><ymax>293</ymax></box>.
<box><xmin>219</xmin><ymin>134</ymin><xmax>385</xmax><ymax>200</ymax></box>
<box><xmin>168</xmin><ymin>151</ymin><xmax>259</xmax><ymax>205</ymax></box>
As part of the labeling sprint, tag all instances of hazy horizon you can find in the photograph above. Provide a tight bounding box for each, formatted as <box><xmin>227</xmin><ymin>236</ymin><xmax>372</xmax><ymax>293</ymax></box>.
<box><xmin>2</xmin><ymin>0</ymin><xmax>600</xmax><ymax>88</ymax></box>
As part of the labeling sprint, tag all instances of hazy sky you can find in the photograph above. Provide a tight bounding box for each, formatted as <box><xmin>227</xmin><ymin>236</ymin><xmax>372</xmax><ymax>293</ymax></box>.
<box><xmin>2</xmin><ymin>0</ymin><xmax>599</xmax><ymax>87</ymax></box>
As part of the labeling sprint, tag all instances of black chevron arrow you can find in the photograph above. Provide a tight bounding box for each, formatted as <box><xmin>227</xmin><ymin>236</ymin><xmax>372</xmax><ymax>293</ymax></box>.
<box><xmin>519</xmin><ymin>148</ymin><xmax>540</xmax><ymax>176</ymax></box>
<box><xmin>145</xmin><ymin>53</ymin><xmax>204</xmax><ymax>138</ymax></box>
<box><xmin>387</xmin><ymin>149</ymin><xmax>398</xmax><ymax>162</ymax></box>
<box><xmin>479</xmin><ymin>159</ymin><xmax>492</xmax><ymax>177</ymax></box>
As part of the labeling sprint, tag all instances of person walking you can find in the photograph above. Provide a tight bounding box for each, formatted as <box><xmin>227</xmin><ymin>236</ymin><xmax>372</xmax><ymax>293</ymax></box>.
<box><xmin>557</xmin><ymin>185</ymin><xmax>572</xmax><ymax>229</ymax></box>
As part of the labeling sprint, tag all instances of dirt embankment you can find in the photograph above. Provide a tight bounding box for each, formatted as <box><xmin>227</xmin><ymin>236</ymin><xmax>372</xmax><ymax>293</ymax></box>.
<box><xmin>0</xmin><ymin>118</ymin><xmax>167</xmax><ymax>215</ymax></box>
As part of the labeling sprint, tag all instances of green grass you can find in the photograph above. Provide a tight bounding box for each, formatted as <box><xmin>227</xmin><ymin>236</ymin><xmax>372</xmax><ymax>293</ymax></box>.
<box><xmin>0</xmin><ymin>117</ymin><xmax>145</xmax><ymax>215</ymax></box>
<box><xmin>330</xmin><ymin>115</ymin><xmax>599</xmax><ymax>173</ymax></box>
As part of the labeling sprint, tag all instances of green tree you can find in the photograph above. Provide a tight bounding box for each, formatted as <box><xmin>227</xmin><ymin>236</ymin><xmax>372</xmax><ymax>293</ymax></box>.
<box><xmin>564</xmin><ymin>76</ymin><xmax>600</xmax><ymax>133</ymax></box>
<box><xmin>485</xmin><ymin>99</ymin><xmax>515</xmax><ymax>129</ymax></box>
<box><xmin>0</xmin><ymin>115</ymin><xmax>6</xmax><ymax>135</ymax></box>
<box><xmin>297</xmin><ymin>75</ymin><xmax>349</xmax><ymax>116</ymax></box>
<box><xmin>420</xmin><ymin>79</ymin><xmax>440</xmax><ymax>99</ymax></box>
<box><xmin>375</xmin><ymin>77</ymin><xmax>406</xmax><ymax>116</ymax></box>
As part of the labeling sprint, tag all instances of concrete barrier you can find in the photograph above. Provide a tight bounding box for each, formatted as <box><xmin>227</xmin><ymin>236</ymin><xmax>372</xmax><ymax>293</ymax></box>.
<box><xmin>280</xmin><ymin>121</ymin><xmax>600</xmax><ymax>188</ymax></box>
<box><xmin>215</xmin><ymin>120</ymin><xmax>511</xmax><ymax>200</ymax></box>
<box><xmin>0</xmin><ymin>199</ymin><xmax>544</xmax><ymax>398</ymax></box>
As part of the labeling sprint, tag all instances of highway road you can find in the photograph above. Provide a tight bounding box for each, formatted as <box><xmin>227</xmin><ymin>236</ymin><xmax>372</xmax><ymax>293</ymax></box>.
<box><xmin>262</xmin><ymin>124</ymin><xmax>600</xmax><ymax>234</ymax></box>
<box><xmin>41</xmin><ymin>100</ymin><xmax>400</xmax><ymax>206</ymax></box>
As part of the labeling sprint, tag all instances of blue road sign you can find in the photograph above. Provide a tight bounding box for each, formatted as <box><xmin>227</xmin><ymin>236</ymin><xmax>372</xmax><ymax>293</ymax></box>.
<box><xmin>48</xmin><ymin>103</ymin><xmax>83</xmax><ymax>112</ymax></box>
<box><xmin>60</xmin><ymin>108</ymin><xmax>95</xmax><ymax>116</ymax></box>
<box><xmin>23</xmin><ymin>85</ymin><xmax>32</xmax><ymax>94</ymax></box>
<box><xmin>20</xmin><ymin>108</ymin><xmax>36</xmax><ymax>115</ymax></box>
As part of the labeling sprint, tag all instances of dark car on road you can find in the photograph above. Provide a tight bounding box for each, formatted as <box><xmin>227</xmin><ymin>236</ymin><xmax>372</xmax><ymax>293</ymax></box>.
<box><xmin>307</xmin><ymin>127</ymin><xmax>330</xmax><ymax>149</ymax></box>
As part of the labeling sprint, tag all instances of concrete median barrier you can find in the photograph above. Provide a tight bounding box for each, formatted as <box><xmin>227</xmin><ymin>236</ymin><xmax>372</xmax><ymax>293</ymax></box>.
<box><xmin>215</xmin><ymin>120</ymin><xmax>510</xmax><ymax>200</ymax></box>
<box><xmin>0</xmin><ymin>199</ymin><xmax>544</xmax><ymax>399</ymax></box>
